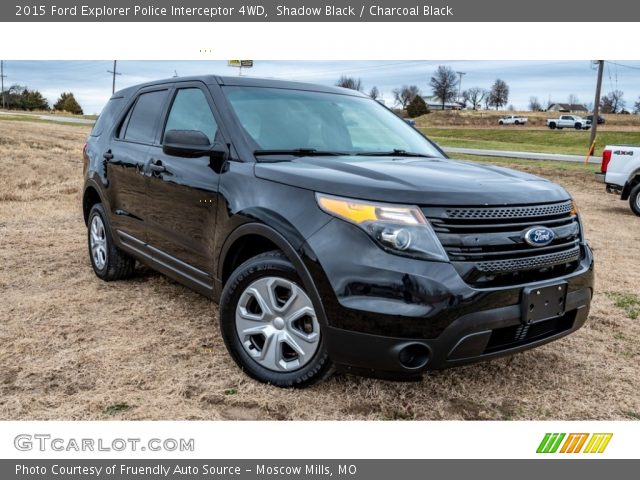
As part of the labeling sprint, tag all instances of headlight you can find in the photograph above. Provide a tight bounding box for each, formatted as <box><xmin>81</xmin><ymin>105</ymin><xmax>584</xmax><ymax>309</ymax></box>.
<box><xmin>316</xmin><ymin>193</ymin><xmax>448</xmax><ymax>261</ymax></box>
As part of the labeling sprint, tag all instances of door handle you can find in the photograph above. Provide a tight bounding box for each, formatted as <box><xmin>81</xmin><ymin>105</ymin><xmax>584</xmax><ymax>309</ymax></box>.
<box><xmin>149</xmin><ymin>160</ymin><xmax>166</xmax><ymax>174</ymax></box>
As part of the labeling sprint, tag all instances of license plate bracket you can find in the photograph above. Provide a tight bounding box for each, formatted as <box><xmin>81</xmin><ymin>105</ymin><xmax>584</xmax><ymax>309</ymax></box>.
<box><xmin>522</xmin><ymin>282</ymin><xmax>568</xmax><ymax>325</ymax></box>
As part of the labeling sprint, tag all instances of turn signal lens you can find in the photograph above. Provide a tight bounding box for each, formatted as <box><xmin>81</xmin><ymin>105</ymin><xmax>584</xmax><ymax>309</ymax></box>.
<box><xmin>316</xmin><ymin>194</ymin><xmax>426</xmax><ymax>226</ymax></box>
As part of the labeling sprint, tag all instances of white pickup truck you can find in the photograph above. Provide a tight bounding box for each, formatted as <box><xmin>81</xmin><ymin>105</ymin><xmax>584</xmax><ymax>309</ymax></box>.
<box><xmin>595</xmin><ymin>145</ymin><xmax>640</xmax><ymax>216</ymax></box>
<box><xmin>498</xmin><ymin>115</ymin><xmax>528</xmax><ymax>125</ymax></box>
<box><xmin>546</xmin><ymin>115</ymin><xmax>591</xmax><ymax>130</ymax></box>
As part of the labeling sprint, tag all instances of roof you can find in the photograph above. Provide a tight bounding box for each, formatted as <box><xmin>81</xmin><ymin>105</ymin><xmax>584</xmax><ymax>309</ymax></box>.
<box><xmin>549</xmin><ymin>103</ymin><xmax>588</xmax><ymax>111</ymax></box>
<box><xmin>112</xmin><ymin>75</ymin><xmax>367</xmax><ymax>99</ymax></box>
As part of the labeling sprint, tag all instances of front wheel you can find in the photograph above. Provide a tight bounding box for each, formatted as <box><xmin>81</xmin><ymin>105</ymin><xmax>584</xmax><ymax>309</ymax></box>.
<box><xmin>629</xmin><ymin>183</ymin><xmax>640</xmax><ymax>217</ymax></box>
<box><xmin>219</xmin><ymin>250</ymin><xmax>333</xmax><ymax>387</ymax></box>
<box><xmin>575</xmin><ymin>123</ymin><xmax>582</xmax><ymax>130</ymax></box>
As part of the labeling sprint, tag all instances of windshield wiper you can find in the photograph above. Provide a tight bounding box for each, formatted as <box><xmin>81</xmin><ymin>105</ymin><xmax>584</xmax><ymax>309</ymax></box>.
<box><xmin>355</xmin><ymin>149</ymin><xmax>434</xmax><ymax>158</ymax></box>
<box><xmin>254</xmin><ymin>148</ymin><xmax>348</xmax><ymax>157</ymax></box>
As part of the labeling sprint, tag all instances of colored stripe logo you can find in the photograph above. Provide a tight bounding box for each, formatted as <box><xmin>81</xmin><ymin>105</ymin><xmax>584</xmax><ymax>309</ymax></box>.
<box><xmin>537</xmin><ymin>433</ymin><xmax>612</xmax><ymax>454</ymax></box>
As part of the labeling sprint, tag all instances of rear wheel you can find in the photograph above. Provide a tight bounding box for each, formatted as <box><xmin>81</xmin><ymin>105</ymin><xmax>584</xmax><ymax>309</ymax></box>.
<box><xmin>87</xmin><ymin>203</ymin><xmax>135</xmax><ymax>281</ymax></box>
<box><xmin>499</xmin><ymin>120</ymin><xmax>504</xmax><ymax>125</ymax></box>
<box><xmin>549</xmin><ymin>122</ymin><xmax>556</xmax><ymax>129</ymax></box>
<box><xmin>219</xmin><ymin>250</ymin><xmax>333</xmax><ymax>387</ymax></box>
<box><xmin>514</xmin><ymin>120</ymin><xmax>520</xmax><ymax>125</ymax></box>
<box><xmin>629</xmin><ymin>183</ymin><xmax>640</xmax><ymax>217</ymax></box>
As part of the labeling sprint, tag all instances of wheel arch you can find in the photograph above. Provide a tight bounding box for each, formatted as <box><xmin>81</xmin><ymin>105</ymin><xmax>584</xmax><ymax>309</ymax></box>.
<box><xmin>82</xmin><ymin>181</ymin><xmax>107</xmax><ymax>226</ymax></box>
<box><xmin>217</xmin><ymin>222</ymin><xmax>329</xmax><ymax>326</ymax></box>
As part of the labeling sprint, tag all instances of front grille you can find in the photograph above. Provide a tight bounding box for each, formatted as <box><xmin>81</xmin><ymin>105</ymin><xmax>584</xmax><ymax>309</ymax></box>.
<box><xmin>425</xmin><ymin>200</ymin><xmax>582</xmax><ymax>287</ymax></box>
<box><xmin>445</xmin><ymin>202</ymin><xmax>573</xmax><ymax>220</ymax></box>
<box><xmin>484</xmin><ymin>312</ymin><xmax>575</xmax><ymax>354</ymax></box>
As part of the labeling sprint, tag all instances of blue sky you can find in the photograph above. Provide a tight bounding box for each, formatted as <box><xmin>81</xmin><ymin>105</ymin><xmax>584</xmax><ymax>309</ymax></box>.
<box><xmin>3</xmin><ymin>60</ymin><xmax>640</xmax><ymax>114</ymax></box>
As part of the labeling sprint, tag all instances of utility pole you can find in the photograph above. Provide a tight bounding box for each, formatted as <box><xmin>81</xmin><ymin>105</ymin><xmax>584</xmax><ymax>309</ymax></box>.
<box><xmin>589</xmin><ymin>60</ymin><xmax>604</xmax><ymax>148</ymax></box>
<box><xmin>0</xmin><ymin>60</ymin><xmax>6</xmax><ymax>110</ymax></box>
<box><xmin>456</xmin><ymin>71</ymin><xmax>466</xmax><ymax>103</ymax></box>
<box><xmin>107</xmin><ymin>60</ymin><xmax>121</xmax><ymax>94</ymax></box>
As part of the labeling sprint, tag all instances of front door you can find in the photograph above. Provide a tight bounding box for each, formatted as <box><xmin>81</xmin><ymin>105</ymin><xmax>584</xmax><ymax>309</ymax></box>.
<box><xmin>145</xmin><ymin>84</ymin><xmax>224</xmax><ymax>282</ymax></box>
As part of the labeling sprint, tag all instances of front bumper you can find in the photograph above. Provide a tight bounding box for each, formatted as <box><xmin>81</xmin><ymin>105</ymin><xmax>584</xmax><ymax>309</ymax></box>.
<box><xmin>303</xmin><ymin>219</ymin><xmax>594</xmax><ymax>377</ymax></box>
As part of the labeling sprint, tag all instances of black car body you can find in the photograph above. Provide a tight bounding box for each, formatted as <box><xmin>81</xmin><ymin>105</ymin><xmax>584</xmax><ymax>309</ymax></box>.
<box><xmin>586</xmin><ymin>114</ymin><xmax>606</xmax><ymax>125</ymax></box>
<box><xmin>83</xmin><ymin>76</ymin><xmax>594</xmax><ymax>386</ymax></box>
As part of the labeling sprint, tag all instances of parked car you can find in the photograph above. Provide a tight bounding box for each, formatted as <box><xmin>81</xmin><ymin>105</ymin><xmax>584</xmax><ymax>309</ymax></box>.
<box><xmin>546</xmin><ymin>115</ymin><xmax>591</xmax><ymax>130</ymax></box>
<box><xmin>595</xmin><ymin>145</ymin><xmax>640</xmax><ymax>216</ymax></box>
<box><xmin>586</xmin><ymin>114</ymin><xmax>606</xmax><ymax>125</ymax></box>
<box><xmin>83</xmin><ymin>75</ymin><xmax>594</xmax><ymax>387</ymax></box>
<box><xmin>498</xmin><ymin>115</ymin><xmax>528</xmax><ymax>125</ymax></box>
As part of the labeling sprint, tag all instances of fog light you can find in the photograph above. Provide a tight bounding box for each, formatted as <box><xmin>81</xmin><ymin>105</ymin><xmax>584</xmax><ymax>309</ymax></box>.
<box><xmin>398</xmin><ymin>343</ymin><xmax>430</xmax><ymax>369</ymax></box>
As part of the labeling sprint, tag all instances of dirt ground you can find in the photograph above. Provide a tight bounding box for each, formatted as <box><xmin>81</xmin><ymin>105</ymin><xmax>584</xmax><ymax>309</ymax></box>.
<box><xmin>1</xmin><ymin>120</ymin><xmax>639</xmax><ymax>421</ymax></box>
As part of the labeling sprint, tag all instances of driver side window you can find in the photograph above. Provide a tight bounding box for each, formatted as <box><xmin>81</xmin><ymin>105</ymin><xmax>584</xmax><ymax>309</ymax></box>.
<box><xmin>164</xmin><ymin>88</ymin><xmax>218</xmax><ymax>144</ymax></box>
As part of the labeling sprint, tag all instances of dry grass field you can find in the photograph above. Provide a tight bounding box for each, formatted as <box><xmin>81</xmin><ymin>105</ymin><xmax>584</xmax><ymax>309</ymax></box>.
<box><xmin>1</xmin><ymin>119</ymin><xmax>639</xmax><ymax>421</ymax></box>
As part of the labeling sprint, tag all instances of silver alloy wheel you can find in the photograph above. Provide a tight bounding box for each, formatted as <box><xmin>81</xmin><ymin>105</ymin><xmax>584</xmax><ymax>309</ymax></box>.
<box><xmin>235</xmin><ymin>276</ymin><xmax>320</xmax><ymax>372</ymax></box>
<box><xmin>636</xmin><ymin>192</ymin><xmax>640</xmax><ymax>211</ymax></box>
<box><xmin>90</xmin><ymin>215</ymin><xmax>108</xmax><ymax>270</ymax></box>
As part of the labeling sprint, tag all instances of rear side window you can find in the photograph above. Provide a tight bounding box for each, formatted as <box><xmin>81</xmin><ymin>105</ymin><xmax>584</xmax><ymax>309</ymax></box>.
<box><xmin>164</xmin><ymin>88</ymin><xmax>218</xmax><ymax>143</ymax></box>
<box><xmin>90</xmin><ymin>96</ymin><xmax>124</xmax><ymax>137</ymax></box>
<box><xmin>122</xmin><ymin>90</ymin><xmax>168</xmax><ymax>144</ymax></box>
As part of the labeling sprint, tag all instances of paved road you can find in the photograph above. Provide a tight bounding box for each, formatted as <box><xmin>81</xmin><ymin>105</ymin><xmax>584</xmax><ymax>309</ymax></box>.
<box><xmin>443</xmin><ymin>146</ymin><xmax>600</xmax><ymax>164</ymax></box>
<box><xmin>0</xmin><ymin>111</ymin><xmax>95</xmax><ymax>125</ymax></box>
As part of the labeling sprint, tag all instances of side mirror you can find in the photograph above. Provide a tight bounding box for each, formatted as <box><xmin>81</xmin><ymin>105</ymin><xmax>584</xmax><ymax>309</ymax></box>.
<box><xmin>163</xmin><ymin>129</ymin><xmax>227</xmax><ymax>159</ymax></box>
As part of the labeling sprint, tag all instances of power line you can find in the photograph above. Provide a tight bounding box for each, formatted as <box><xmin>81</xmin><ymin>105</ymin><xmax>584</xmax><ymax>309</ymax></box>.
<box><xmin>107</xmin><ymin>60</ymin><xmax>122</xmax><ymax>95</ymax></box>
<box><xmin>607</xmin><ymin>60</ymin><xmax>640</xmax><ymax>71</ymax></box>
<box><xmin>0</xmin><ymin>60</ymin><xmax>6</xmax><ymax>110</ymax></box>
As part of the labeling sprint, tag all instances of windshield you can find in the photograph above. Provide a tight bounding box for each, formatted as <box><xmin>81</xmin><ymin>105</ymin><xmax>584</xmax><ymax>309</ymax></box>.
<box><xmin>223</xmin><ymin>86</ymin><xmax>444</xmax><ymax>158</ymax></box>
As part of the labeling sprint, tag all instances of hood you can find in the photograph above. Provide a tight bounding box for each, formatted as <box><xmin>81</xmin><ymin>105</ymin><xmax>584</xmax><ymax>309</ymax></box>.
<box><xmin>254</xmin><ymin>156</ymin><xmax>571</xmax><ymax>206</ymax></box>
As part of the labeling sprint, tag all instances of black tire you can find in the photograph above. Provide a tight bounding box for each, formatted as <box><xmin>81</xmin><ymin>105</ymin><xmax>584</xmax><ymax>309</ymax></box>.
<box><xmin>575</xmin><ymin>123</ymin><xmax>582</xmax><ymax>130</ymax></box>
<box><xmin>549</xmin><ymin>122</ymin><xmax>556</xmax><ymax>129</ymax></box>
<box><xmin>514</xmin><ymin>120</ymin><xmax>520</xmax><ymax>125</ymax></box>
<box><xmin>87</xmin><ymin>203</ymin><xmax>135</xmax><ymax>281</ymax></box>
<box><xmin>219</xmin><ymin>250</ymin><xmax>333</xmax><ymax>387</ymax></box>
<box><xmin>499</xmin><ymin>120</ymin><xmax>504</xmax><ymax>125</ymax></box>
<box><xmin>629</xmin><ymin>183</ymin><xmax>640</xmax><ymax>217</ymax></box>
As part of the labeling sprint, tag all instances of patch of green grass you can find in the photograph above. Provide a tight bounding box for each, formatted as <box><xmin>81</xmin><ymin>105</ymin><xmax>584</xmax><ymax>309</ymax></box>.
<box><xmin>606</xmin><ymin>292</ymin><xmax>640</xmax><ymax>320</ymax></box>
<box><xmin>452</xmin><ymin>154</ymin><xmax>595</xmax><ymax>172</ymax></box>
<box><xmin>103</xmin><ymin>402</ymin><xmax>131</xmax><ymax>416</ymax></box>
<box><xmin>224</xmin><ymin>388</ymin><xmax>238</xmax><ymax>396</ymax></box>
<box><xmin>623</xmin><ymin>411</ymin><xmax>640</xmax><ymax>420</ymax></box>
<box><xmin>421</xmin><ymin>127</ymin><xmax>640</xmax><ymax>156</ymax></box>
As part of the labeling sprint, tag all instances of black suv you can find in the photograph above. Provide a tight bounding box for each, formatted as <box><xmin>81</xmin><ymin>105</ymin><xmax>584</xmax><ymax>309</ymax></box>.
<box><xmin>83</xmin><ymin>76</ymin><xmax>594</xmax><ymax>387</ymax></box>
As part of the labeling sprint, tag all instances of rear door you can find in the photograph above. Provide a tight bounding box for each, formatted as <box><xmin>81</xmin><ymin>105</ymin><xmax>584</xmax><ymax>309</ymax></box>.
<box><xmin>105</xmin><ymin>87</ymin><xmax>171</xmax><ymax>246</ymax></box>
<box><xmin>145</xmin><ymin>82</ymin><xmax>225</xmax><ymax>283</ymax></box>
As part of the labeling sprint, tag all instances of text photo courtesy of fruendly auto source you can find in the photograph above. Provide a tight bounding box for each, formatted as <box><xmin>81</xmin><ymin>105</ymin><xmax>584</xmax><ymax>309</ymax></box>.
<box><xmin>0</xmin><ymin>60</ymin><xmax>638</xmax><ymax>420</ymax></box>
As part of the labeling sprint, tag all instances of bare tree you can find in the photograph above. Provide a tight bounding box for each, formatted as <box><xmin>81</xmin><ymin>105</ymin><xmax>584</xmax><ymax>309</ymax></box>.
<box><xmin>488</xmin><ymin>79</ymin><xmax>509</xmax><ymax>110</ymax></box>
<box><xmin>634</xmin><ymin>97</ymin><xmax>640</xmax><ymax>115</ymax></box>
<box><xmin>463</xmin><ymin>87</ymin><xmax>485</xmax><ymax>110</ymax></box>
<box><xmin>528</xmin><ymin>96</ymin><xmax>542</xmax><ymax>111</ymax></box>
<box><xmin>392</xmin><ymin>85</ymin><xmax>421</xmax><ymax>110</ymax></box>
<box><xmin>600</xmin><ymin>90</ymin><xmax>625</xmax><ymax>113</ymax></box>
<box><xmin>429</xmin><ymin>65</ymin><xmax>458</xmax><ymax>110</ymax></box>
<box><xmin>369</xmin><ymin>86</ymin><xmax>380</xmax><ymax>101</ymax></box>
<box><xmin>567</xmin><ymin>93</ymin><xmax>580</xmax><ymax>106</ymax></box>
<box><xmin>483</xmin><ymin>89</ymin><xmax>492</xmax><ymax>110</ymax></box>
<box><xmin>336</xmin><ymin>76</ymin><xmax>363</xmax><ymax>91</ymax></box>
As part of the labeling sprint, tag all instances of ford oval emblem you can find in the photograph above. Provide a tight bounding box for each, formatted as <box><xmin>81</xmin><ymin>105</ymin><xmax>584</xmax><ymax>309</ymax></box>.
<box><xmin>524</xmin><ymin>226</ymin><xmax>555</xmax><ymax>247</ymax></box>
